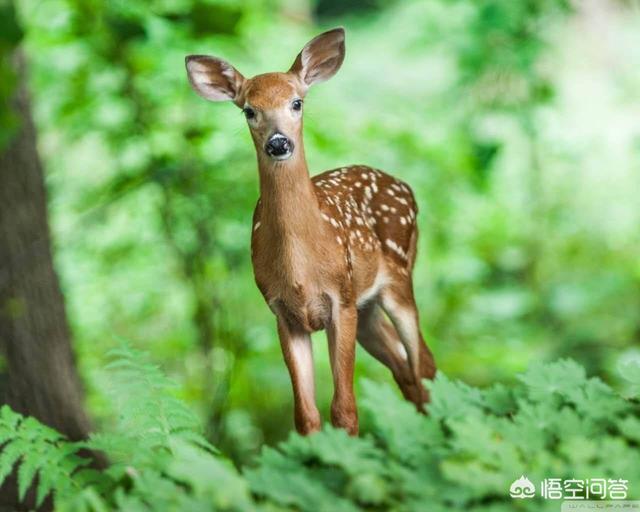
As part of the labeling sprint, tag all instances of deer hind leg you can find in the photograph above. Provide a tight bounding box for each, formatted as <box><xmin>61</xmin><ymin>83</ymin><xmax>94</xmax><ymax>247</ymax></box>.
<box><xmin>277</xmin><ymin>317</ymin><xmax>321</xmax><ymax>435</ymax></box>
<box><xmin>379</xmin><ymin>283</ymin><xmax>436</xmax><ymax>410</ymax></box>
<box><xmin>356</xmin><ymin>303</ymin><xmax>425</xmax><ymax>406</ymax></box>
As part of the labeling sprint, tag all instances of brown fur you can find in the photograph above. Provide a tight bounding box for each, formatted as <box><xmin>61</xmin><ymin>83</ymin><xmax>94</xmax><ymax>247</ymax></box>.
<box><xmin>240</xmin><ymin>73</ymin><xmax>299</xmax><ymax>110</ymax></box>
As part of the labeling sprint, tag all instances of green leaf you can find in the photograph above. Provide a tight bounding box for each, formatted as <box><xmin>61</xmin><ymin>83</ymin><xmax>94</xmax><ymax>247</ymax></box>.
<box><xmin>0</xmin><ymin>440</ymin><xmax>22</xmax><ymax>486</ymax></box>
<box><xmin>17</xmin><ymin>454</ymin><xmax>39</xmax><ymax>501</ymax></box>
<box><xmin>35</xmin><ymin>464</ymin><xmax>54</xmax><ymax>508</ymax></box>
<box><xmin>517</xmin><ymin>359</ymin><xmax>587</xmax><ymax>403</ymax></box>
<box><xmin>426</xmin><ymin>372</ymin><xmax>485</xmax><ymax>422</ymax></box>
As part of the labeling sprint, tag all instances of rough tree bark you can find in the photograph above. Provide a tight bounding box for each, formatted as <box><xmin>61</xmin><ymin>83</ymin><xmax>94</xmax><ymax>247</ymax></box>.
<box><xmin>0</xmin><ymin>51</ymin><xmax>91</xmax><ymax>509</ymax></box>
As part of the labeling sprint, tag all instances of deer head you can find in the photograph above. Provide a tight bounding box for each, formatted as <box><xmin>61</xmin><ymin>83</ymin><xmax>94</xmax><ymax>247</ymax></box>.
<box><xmin>185</xmin><ymin>28</ymin><xmax>345</xmax><ymax>164</ymax></box>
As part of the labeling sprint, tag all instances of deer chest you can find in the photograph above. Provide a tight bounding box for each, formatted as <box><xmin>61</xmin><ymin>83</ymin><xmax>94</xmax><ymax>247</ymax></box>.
<box><xmin>251</xmin><ymin>243</ymin><xmax>338</xmax><ymax>332</ymax></box>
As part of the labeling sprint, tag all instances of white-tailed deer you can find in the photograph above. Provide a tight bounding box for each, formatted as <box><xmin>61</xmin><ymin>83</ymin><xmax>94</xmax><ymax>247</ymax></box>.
<box><xmin>186</xmin><ymin>28</ymin><xmax>436</xmax><ymax>435</ymax></box>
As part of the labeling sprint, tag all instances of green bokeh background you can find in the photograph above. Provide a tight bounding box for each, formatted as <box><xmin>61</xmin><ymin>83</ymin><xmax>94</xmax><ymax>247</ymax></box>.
<box><xmin>12</xmin><ymin>0</ymin><xmax>640</xmax><ymax>464</ymax></box>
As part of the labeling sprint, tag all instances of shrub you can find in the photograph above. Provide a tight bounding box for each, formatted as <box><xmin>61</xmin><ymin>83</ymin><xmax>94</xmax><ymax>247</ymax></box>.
<box><xmin>1</xmin><ymin>347</ymin><xmax>638</xmax><ymax>511</ymax></box>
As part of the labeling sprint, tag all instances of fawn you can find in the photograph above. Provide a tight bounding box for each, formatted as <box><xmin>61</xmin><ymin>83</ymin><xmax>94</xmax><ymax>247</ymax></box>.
<box><xmin>186</xmin><ymin>28</ymin><xmax>436</xmax><ymax>435</ymax></box>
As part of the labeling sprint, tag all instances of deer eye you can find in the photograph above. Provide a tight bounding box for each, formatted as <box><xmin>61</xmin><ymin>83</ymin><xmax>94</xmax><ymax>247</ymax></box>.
<box><xmin>292</xmin><ymin>99</ymin><xmax>303</xmax><ymax>111</ymax></box>
<box><xmin>243</xmin><ymin>107</ymin><xmax>255</xmax><ymax>120</ymax></box>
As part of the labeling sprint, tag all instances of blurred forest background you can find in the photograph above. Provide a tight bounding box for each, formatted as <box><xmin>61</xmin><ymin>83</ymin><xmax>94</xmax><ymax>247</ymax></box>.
<box><xmin>1</xmin><ymin>0</ymin><xmax>640</xmax><ymax>468</ymax></box>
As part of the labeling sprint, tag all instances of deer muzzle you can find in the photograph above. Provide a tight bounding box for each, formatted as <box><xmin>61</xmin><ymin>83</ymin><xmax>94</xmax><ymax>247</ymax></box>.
<box><xmin>265</xmin><ymin>133</ymin><xmax>294</xmax><ymax>160</ymax></box>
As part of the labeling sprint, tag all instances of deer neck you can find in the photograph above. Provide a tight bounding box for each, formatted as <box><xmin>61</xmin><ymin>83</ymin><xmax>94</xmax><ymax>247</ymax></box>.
<box><xmin>257</xmin><ymin>146</ymin><xmax>321</xmax><ymax>243</ymax></box>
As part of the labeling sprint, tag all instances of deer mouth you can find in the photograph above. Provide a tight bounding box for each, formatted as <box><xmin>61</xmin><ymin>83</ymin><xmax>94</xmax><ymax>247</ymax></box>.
<box><xmin>270</xmin><ymin>151</ymin><xmax>292</xmax><ymax>161</ymax></box>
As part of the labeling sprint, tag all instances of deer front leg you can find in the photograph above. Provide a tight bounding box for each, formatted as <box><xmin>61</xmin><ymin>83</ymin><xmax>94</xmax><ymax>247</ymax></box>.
<box><xmin>277</xmin><ymin>317</ymin><xmax>321</xmax><ymax>435</ymax></box>
<box><xmin>326</xmin><ymin>301</ymin><xmax>358</xmax><ymax>435</ymax></box>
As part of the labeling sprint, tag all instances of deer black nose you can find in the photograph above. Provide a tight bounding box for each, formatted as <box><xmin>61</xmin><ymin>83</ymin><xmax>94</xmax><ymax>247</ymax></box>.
<box><xmin>265</xmin><ymin>134</ymin><xmax>293</xmax><ymax>158</ymax></box>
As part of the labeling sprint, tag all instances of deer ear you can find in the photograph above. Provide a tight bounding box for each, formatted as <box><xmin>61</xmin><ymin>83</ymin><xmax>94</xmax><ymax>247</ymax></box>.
<box><xmin>289</xmin><ymin>28</ymin><xmax>345</xmax><ymax>88</ymax></box>
<box><xmin>185</xmin><ymin>55</ymin><xmax>245</xmax><ymax>103</ymax></box>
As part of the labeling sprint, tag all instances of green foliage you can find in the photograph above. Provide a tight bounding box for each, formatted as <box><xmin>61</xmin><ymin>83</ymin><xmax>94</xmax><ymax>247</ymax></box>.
<box><xmin>95</xmin><ymin>345</ymin><xmax>213</xmax><ymax>455</ymax></box>
<box><xmin>0</xmin><ymin>0</ymin><xmax>23</xmax><ymax>149</ymax></box>
<box><xmin>1</xmin><ymin>349</ymin><xmax>639</xmax><ymax>511</ymax></box>
<box><xmin>2</xmin><ymin>2</ymin><xmax>638</xmax><ymax>508</ymax></box>
<box><xmin>0</xmin><ymin>406</ymin><xmax>89</xmax><ymax>508</ymax></box>
<box><xmin>12</xmin><ymin>0</ymin><xmax>640</xmax><ymax>464</ymax></box>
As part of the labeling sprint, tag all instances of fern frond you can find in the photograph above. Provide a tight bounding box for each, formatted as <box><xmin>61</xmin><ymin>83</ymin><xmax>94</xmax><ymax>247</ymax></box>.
<box><xmin>0</xmin><ymin>436</ymin><xmax>23</xmax><ymax>485</ymax></box>
<box><xmin>0</xmin><ymin>405</ymin><xmax>91</xmax><ymax>508</ymax></box>
<box><xmin>101</xmin><ymin>344</ymin><xmax>204</xmax><ymax>447</ymax></box>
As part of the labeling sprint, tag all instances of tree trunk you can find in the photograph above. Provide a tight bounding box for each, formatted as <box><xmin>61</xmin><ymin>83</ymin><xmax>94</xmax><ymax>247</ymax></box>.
<box><xmin>0</xmin><ymin>52</ymin><xmax>90</xmax><ymax>442</ymax></box>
